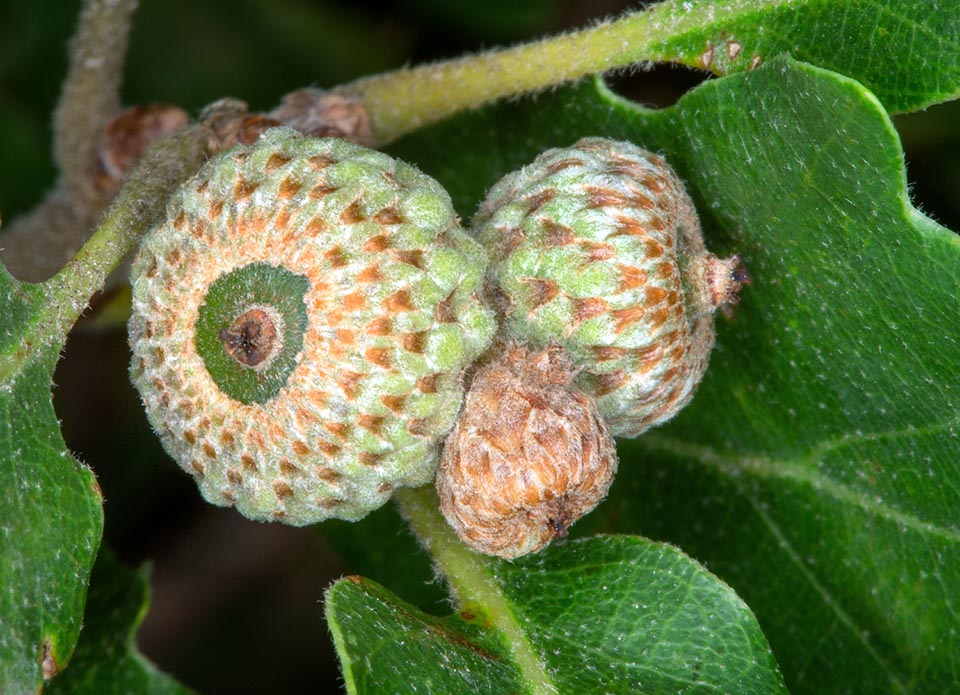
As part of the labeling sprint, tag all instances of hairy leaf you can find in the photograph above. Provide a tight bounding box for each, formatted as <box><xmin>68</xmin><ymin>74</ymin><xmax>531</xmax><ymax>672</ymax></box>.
<box><xmin>645</xmin><ymin>0</ymin><xmax>960</xmax><ymax>114</ymax></box>
<box><xmin>327</xmin><ymin>536</ymin><xmax>786</xmax><ymax>695</ymax></box>
<box><xmin>387</xmin><ymin>57</ymin><xmax>960</xmax><ymax>694</ymax></box>
<box><xmin>0</xmin><ymin>267</ymin><xmax>102</xmax><ymax>693</ymax></box>
<box><xmin>45</xmin><ymin>549</ymin><xmax>193</xmax><ymax>695</ymax></box>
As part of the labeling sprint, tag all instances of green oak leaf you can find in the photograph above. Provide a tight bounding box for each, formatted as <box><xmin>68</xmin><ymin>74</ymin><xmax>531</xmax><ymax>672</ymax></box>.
<box><xmin>0</xmin><ymin>265</ymin><xmax>103</xmax><ymax>694</ymax></box>
<box><xmin>44</xmin><ymin>549</ymin><xmax>193</xmax><ymax>695</ymax></box>
<box><xmin>327</xmin><ymin>535</ymin><xmax>787</xmax><ymax>695</ymax></box>
<box><xmin>643</xmin><ymin>0</ymin><xmax>960</xmax><ymax>114</ymax></box>
<box><xmin>386</xmin><ymin>57</ymin><xmax>960</xmax><ymax>694</ymax></box>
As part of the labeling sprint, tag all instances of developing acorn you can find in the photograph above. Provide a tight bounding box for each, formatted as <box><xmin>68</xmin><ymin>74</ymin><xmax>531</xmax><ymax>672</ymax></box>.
<box><xmin>436</xmin><ymin>342</ymin><xmax>617</xmax><ymax>559</ymax></box>
<box><xmin>128</xmin><ymin>127</ymin><xmax>495</xmax><ymax>525</ymax></box>
<box><xmin>475</xmin><ymin>137</ymin><xmax>747</xmax><ymax>438</ymax></box>
<box><xmin>435</xmin><ymin>138</ymin><xmax>747</xmax><ymax>558</ymax></box>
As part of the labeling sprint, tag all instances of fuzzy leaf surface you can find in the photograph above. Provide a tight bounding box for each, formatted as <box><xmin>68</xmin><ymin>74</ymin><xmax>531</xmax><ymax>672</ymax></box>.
<box><xmin>327</xmin><ymin>535</ymin><xmax>786</xmax><ymax>695</ymax></box>
<box><xmin>387</xmin><ymin>58</ymin><xmax>960</xmax><ymax>694</ymax></box>
<box><xmin>0</xmin><ymin>266</ymin><xmax>103</xmax><ymax>694</ymax></box>
<box><xmin>642</xmin><ymin>0</ymin><xmax>960</xmax><ymax>113</ymax></box>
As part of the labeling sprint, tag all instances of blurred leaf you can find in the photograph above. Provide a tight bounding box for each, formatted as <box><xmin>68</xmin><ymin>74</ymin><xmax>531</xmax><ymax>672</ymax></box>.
<box><xmin>0</xmin><ymin>0</ymin><xmax>76</xmax><ymax>217</ymax></box>
<box><xmin>388</xmin><ymin>57</ymin><xmax>960</xmax><ymax>694</ymax></box>
<box><xmin>0</xmin><ymin>266</ymin><xmax>102</xmax><ymax>693</ymax></box>
<box><xmin>321</xmin><ymin>503</ymin><xmax>448</xmax><ymax>613</ymax></box>
<box><xmin>327</xmin><ymin>536</ymin><xmax>786</xmax><ymax>694</ymax></box>
<box><xmin>45</xmin><ymin>549</ymin><xmax>193</xmax><ymax>695</ymax></box>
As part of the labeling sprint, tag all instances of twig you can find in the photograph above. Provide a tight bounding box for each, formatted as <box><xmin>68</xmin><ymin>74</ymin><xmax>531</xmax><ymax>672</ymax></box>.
<box><xmin>54</xmin><ymin>0</ymin><xmax>139</xmax><ymax>210</ymax></box>
<box><xmin>2</xmin><ymin>0</ymin><xmax>139</xmax><ymax>282</ymax></box>
<box><xmin>335</xmin><ymin>5</ymin><xmax>678</xmax><ymax>145</ymax></box>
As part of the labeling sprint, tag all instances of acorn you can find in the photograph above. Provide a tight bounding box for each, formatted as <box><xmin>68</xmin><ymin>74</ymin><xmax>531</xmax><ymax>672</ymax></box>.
<box><xmin>474</xmin><ymin>137</ymin><xmax>747</xmax><ymax>437</ymax></box>
<box><xmin>128</xmin><ymin>127</ymin><xmax>495</xmax><ymax>524</ymax></box>
<box><xmin>436</xmin><ymin>342</ymin><xmax>617</xmax><ymax>559</ymax></box>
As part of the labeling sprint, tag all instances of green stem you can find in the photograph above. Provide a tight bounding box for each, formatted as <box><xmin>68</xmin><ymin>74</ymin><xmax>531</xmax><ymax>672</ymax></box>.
<box><xmin>42</xmin><ymin>126</ymin><xmax>210</xmax><ymax>348</ymax></box>
<box><xmin>394</xmin><ymin>486</ymin><xmax>558</xmax><ymax>695</ymax></box>
<box><xmin>336</xmin><ymin>3</ymin><xmax>692</xmax><ymax>145</ymax></box>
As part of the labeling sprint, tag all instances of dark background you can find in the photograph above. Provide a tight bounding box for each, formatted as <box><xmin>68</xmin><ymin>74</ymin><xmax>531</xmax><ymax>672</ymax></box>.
<box><xmin>2</xmin><ymin>1</ymin><xmax>958</xmax><ymax>692</ymax></box>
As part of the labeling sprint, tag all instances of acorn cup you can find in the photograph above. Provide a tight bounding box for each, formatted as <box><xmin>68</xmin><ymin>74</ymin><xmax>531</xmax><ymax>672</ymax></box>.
<box><xmin>474</xmin><ymin>137</ymin><xmax>747</xmax><ymax>438</ymax></box>
<box><xmin>129</xmin><ymin>130</ymin><xmax>745</xmax><ymax>557</ymax></box>
<box><xmin>128</xmin><ymin>128</ymin><xmax>495</xmax><ymax>525</ymax></box>
<box><xmin>436</xmin><ymin>342</ymin><xmax>618</xmax><ymax>559</ymax></box>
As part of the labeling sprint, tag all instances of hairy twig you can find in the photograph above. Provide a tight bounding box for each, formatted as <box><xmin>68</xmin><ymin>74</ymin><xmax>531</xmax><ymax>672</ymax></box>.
<box><xmin>39</xmin><ymin>126</ymin><xmax>210</xmax><ymax>368</ymax></box>
<box><xmin>2</xmin><ymin>0</ymin><xmax>139</xmax><ymax>282</ymax></box>
<box><xmin>394</xmin><ymin>486</ymin><xmax>559</xmax><ymax>695</ymax></box>
<box><xmin>4</xmin><ymin>2</ymin><xmax>687</xmax><ymax>287</ymax></box>
<box><xmin>55</xmin><ymin>0</ymin><xmax>139</xmax><ymax>210</ymax></box>
<box><xmin>335</xmin><ymin>5</ymin><xmax>682</xmax><ymax>145</ymax></box>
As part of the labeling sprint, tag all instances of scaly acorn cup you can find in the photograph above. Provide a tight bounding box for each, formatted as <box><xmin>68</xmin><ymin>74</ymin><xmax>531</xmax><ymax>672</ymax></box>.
<box><xmin>474</xmin><ymin>137</ymin><xmax>747</xmax><ymax>437</ymax></box>
<box><xmin>129</xmin><ymin>127</ymin><xmax>495</xmax><ymax>524</ymax></box>
<box><xmin>436</xmin><ymin>342</ymin><xmax>618</xmax><ymax>559</ymax></box>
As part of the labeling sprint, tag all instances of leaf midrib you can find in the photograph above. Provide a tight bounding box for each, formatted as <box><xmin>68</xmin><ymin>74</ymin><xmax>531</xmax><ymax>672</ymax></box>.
<box><xmin>635</xmin><ymin>421</ymin><xmax>960</xmax><ymax>690</ymax></box>
<box><xmin>746</xmin><ymin>496</ymin><xmax>908</xmax><ymax>693</ymax></box>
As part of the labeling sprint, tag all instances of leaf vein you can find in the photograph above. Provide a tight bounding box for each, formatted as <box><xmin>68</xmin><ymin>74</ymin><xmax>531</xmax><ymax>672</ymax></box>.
<box><xmin>638</xmin><ymin>431</ymin><xmax>960</xmax><ymax>544</ymax></box>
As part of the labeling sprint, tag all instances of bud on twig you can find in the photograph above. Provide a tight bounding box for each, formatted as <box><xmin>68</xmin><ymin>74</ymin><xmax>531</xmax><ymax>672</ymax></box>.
<box><xmin>95</xmin><ymin>103</ymin><xmax>190</xmax><ymax>196</ymax></box>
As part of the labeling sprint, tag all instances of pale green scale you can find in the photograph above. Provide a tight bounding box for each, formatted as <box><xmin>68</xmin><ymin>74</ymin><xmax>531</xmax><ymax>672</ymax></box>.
<box><xmin>426</xmin><ymin>326</ymin><xmax>465</xmax><ymax>371</ymax></box>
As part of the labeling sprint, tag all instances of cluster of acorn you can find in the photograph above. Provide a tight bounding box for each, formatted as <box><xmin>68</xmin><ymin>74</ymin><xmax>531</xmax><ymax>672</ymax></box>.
<box><xmin>128</xmin><ymin>128</ymin><xmax>746</xmax><ymax>559</ymax></box>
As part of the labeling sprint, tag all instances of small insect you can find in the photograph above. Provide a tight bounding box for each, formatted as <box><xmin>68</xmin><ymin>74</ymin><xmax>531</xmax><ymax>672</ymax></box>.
<box><xmin>217</xmin><ymin>306</ymin><xmax>281</xmax><ymax>369</ymax></box>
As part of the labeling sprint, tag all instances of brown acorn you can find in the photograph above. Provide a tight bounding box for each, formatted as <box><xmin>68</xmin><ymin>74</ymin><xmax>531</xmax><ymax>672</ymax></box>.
<box><xmin>436</xmin><ymin>342</ymin><xmax>617</xmax><ymax>559</ymax></box>
<box><xmin>95</xmin><ymin>103</ymin><xmax>189</xmax><ymax>196</ymax></box>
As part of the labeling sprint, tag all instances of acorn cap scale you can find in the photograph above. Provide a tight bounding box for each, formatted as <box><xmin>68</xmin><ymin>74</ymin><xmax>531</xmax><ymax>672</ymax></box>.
<box><xmin>129</xmin><ymin>128</ymin><xmax>495</xmax><ymax>524</ymax></box>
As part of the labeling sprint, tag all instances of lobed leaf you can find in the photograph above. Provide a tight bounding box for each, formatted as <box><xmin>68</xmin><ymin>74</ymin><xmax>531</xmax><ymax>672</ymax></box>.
<box><xmin>386</xmin><ymin>57</ymin><xmax>960</xmax><ymax>693</ymax></box>
<box><xmin>44</xmin><ymin>549</ymin><xmax>193</xmax><ymax>695</ymax></box>
<box><xmin>327</xmin><ymin>536</ymin><xmax>786</xmax><ymax>695</ymax></box>
<box><xmin>322</xmin><ymin>504</ymin><xmax>449</xmax><ymax>614</ymax></box>
<box><xmin>0</xmin><ymin>266</ymin><xmax>103</xmax><ymax>693</ymax></box>
<box><xmin>644</xmin><ymin>0</ymin><xmax>960</xmax><ymax>114</ymax></box>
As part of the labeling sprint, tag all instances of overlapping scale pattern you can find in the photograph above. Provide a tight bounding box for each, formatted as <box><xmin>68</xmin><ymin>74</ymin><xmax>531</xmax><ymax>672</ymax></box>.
<box><xmin>475</xmin><ymin>137</ymin><xmax>739</xmax><ymax>437</ymax></box>
<box><xmin>129</xmin><ymin>128</ymin><xmax>495</xmax><ymax>524</ymax></box>
<box><xmin>436</xmin><ymin>343</ymin><xmax>617</xmax><ymax>559</ymax></box>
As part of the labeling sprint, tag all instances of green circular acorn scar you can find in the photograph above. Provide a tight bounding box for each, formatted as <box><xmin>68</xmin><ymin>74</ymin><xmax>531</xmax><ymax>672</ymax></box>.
<box><xmin>474</xmin><ymin>137</ymin><xmax>746</xmax><ymax>437</ymax></box>
<box><xmin>129</xmin><ymin>128</ymin><xmax>495</xmax><ymax>524</ymax></box>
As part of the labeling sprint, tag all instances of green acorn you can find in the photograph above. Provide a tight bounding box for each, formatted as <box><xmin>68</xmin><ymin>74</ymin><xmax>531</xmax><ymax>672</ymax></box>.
<box><xmin>129</xmin><ymin>127</ymin><xmax>495</xmax><ymax>524</ymax></box>
<box><xmin>474</xmin><ymin>137</ymin><xmax>746</xmax><ymax>437</ymax></box>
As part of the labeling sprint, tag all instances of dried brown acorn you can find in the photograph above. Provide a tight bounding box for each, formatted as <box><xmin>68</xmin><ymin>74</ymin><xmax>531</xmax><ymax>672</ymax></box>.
<box><xmin>436</xmin><ymin>342</ymin><xmax>617</xmax><ymax>559</ymax></box>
